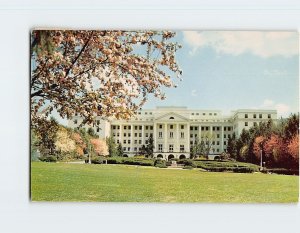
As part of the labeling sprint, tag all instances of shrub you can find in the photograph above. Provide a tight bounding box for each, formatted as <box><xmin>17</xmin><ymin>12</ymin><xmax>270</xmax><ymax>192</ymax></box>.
<box><xmin>155</xmin><ymin>163</ymin><xmax>167</xmax><ymax>168</ymax></box>
<box><xmin>39</xmin><ymin>155</ymin><xmax>57</xmax><ymax>162</ymax></box>
<box><xmin>262</xmin><ymin>168</ymin><xmax>299</xmax><ymax>176</ymax></box>
<box><xmin>166</xmin><ymin>161</ymin><xmax>172</xmax><ymax>166</ymax></box>
<box><xmin>91</xmin><ymin>156</ymin><xmax>104</xmax><ymax>164</ymax></box>
<box><xmin>178</xmin><ymin>159</ymin><xmax>196</xmax><ymax>167</ymax></box>
<box><xmin>183</xmin><ymin>166</ymin><xmax>194</xmax><ymax>169</ymax></box>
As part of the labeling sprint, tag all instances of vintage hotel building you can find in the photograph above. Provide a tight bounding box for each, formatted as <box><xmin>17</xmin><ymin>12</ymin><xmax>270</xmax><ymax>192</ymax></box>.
<box><xmin>69</xmin><ymin>107</ymin><xmax>277</xmax><ymax>160</ymax></box>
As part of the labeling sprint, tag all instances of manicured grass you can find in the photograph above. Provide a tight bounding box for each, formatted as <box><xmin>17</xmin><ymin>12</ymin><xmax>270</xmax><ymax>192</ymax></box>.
<box><xmin>31</xmin><ymin>162</ymin><xmax>299</xmax><ymax>203</ymax></box>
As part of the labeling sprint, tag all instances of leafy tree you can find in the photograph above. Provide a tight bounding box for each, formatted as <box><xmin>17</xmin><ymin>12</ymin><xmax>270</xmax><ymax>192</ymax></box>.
<box><xmin>145</xmin><ymin>134</ymin><xmax>154</xmax><ymax>158</ymax></box>
<box><xmin>140</xmin><ymin>145</ymin><xmax>147</xmax><ymax>156</ymax></box>
<box><xmin>31</xmin><ymin>30</ymin><xmax>182</xmax><ymax>128</ymax></box>
<box><xmin>54</xmin><ymin>126</ymin><xmax>76</xmax><ymax>160</ymax></box>
<box><xmin>284</xmin><ymin>114</ymin><xmax>299</xmax><ymax>140</ymax></box>
<box><xmin>287</xmin><ymin>134</ymin><xmax>299</xmax><ymax>168</ymax></box>
<box><xmin>117</xmin><ymin>143</ymin><xmax>124</xmax><ymax>157</ymax></box>
<box><xmin>106</xmin><ymin>137</ymin><xmax>118</xmax><ymax>157</ymax></box>
<box><xmin>90</xmin><ymin>138</ymin><xmax>108</xmax><ymax>156</ymax></box>
<box><xmin>227</xmin><ymin>133</ymin><xmax>237</xmax><ymax>160</ymax></box>
<box><xmin>34</xmin><ymin>117</ymin><xmax>59</xmax><ymax>156</ymax></box>
<box><xmin>87</xmin><ymin>127</ymin><xmax>98</xmax><ymax>137</ymax></box>
<box><xmin>201</xmin><ymin>132</ymin><xmax>216</xmax><ymax>157</ymax></box>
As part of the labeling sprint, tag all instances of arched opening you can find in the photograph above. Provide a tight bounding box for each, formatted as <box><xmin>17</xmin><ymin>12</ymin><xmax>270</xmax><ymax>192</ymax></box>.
<box><xmin>157</xmin><ymin>154</ymin><xmax>163</xmax><ymax>159</ymax></box>
<box><xmin>168</xmin><ymin>154</ymin><xmax>175</xmax><ymax>160</ymax></box>
<box><xmin>169</xmin><ymin>116</ymin><xmax>174</xmax><ymax>119</ymax></box>
<box><xmin>214</xmin><ymin>156</ymin><xmax>220</xmax><ymax>161</ymax></box>
<box><xmin>123</xmin><ymin>154</ymin><xmax>128</xmax><ymax>157</ymax></box>
<box><xmin>179</xmin><ymin>154</ymin><xmax>186</xmax><ymax>160</ymax></box>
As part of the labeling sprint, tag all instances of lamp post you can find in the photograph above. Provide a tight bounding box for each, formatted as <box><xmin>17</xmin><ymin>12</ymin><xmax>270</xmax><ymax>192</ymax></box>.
<box><xmin>260</xmin><ymin>149</ymin><xmax>263</xmax><ymax>171</ymax></box>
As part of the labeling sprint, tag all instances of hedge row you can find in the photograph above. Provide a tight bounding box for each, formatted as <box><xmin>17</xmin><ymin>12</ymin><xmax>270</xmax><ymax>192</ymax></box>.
<box><xmin>92</xmin><ymin>157</ymin><xmax>154</xmax><ymax>166</ymax></box>
<box><xmin>262</xmin><ymin>168</ymin><xmax>299</xmax><ymax>176</ymax></box>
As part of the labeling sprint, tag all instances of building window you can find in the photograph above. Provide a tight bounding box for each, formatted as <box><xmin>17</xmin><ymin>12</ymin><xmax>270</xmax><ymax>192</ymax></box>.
<box><xmin>180</xmin><ymin>145</ymin><xmax>184</xmax><ymax>152</ymax></box>
<box><xmin>112</xmin><ymin>125</ymin><xmax>116</xmax><ymax>129</ymax></box>
<box><xmin>180</xmin><ymin>132</ymin><xmax>184</xmax><ymax>138</ymax></box>
<box><xmin>124</xmin><ymin>133</ymin><xmax>126</xmax><ymax>137</ymax></box>
<box><xmin>254</xmin><ymin>122</ymin><xmax>257</xmax><ymax>127</ymax></box>
<box><xmin>134</xmin><ymin>147</ymin><xmax>137</xmax><ymax>151</ymax></box>
<box><xmin>145</xmin><ymin>126</ymin><xmax>148</xmax><ymax>130</ymax></box>
<box><xmin>216</xmin><ymin>127</ymin><xmax>220</xmax><ymax>131</ymax></box>
<box><xmin>170</xmin><ymin>125</ymin><xmax>174</xmax><ymax>129</ymax></box>
<box><xmin>224</xmin><ymin>141</ymin><xmax>227</xmax><ymax>145</ymax></box>
<box><xmin>217</xmin><ymin>134</ymin><xmax>220</xmax><ymax>138</ymax></box>
<box><xmin>97</xmin><ymin>128</ymin><xmax>100</xmax><ymax>132</ymax></box>
<box><xmin>123</xmin><ymin>147</ymin><xmax>126</xmax><ymax>151</ymax></box>
<box><xmin>97</xmin><ymin>120</ymin><xmax>100</xmax><ymax>125</ymax></box>
<box><xmin>190</xmin><ymin>134</ymin><xmax>193</xmax><ymax>138</ymax></box>
<box><xmin>224</xmin><ymin>127</ymin><xmax>226</xmax><ymax>131</ymax></box>
<box><xmin>124</xmin><ymin>126</ymin><xmax>127</xmax><ymax>130</ymax></box>
<box><xmin>268</xmin><ymin>114</ymin><xmax>271</xmax><ymax>119</ymax></box>
<box><xmin>224</xmin><ymin>134</ymin><xmax>226</xmax><ymax>138</ymax></box>
<box><xmin>128</xmin><ymin>133</ymin><xmax>131</xmax><ymax>137</ymax></box>
<box><xmin>145</xmin><ymin>133</ymin><xmax>148</xmax><ymax>137</ymax></box>
<box><xmin>206</xmin><ymin>127</ymin><xmax>209</xmax><ymax>131</ymax></box>
<box><xmin>139</xmin><ymin>140</ymin><xmax>142</xmax><ymax>144</ymax></box>
<box><xmin>117</xmin><ymin>133</ymin><xmax>119</xmax><ymax>137</ymax></box>
<box><xmin>127</xmin><ymin>147</ymin><xmax>130</xmax><ymax>151</ymax></box>
<box><xmin>212</xmin><ymin>141</ymin><xmax>215</xmax><ymax>145</ymax></box>
<box><xmin>259</xmin><ymin>114</ymin><xmax>262</xmax><ymax>119</ymax></box>
<box><xmin>159</xmin><ymin>132</ymin><xmax>162</xmax><ymax>138</ymax></box>
<box><xmin>128</xmin><ymin>126</ymin><xmax>131</xmax><ymax>130</ymax></box>
<box><xmin>190</xmin><ymin>126</ymin><xmax>193</xmax><ymax>130</ymax></box>
<box><xmin>117</xmin><ymin>140</ymin><xmax>119</xmax><ymax>144</ymax></box>
<box><xmin>169</xmin><ymin>144</ymin><xmax>174</xmax><ymax>152</ymax></box>
<box><xmin>217</xmin><ymin>141</ymin><xmax>220</xmax><ymax>145</ymax></box>
<box><xmin>158</xmin><ymin>144</ymin><xmax>163</xmax><ymax>152</ymax></box>
<box><xmin>159</xmin><ymin>124</ymin><xmax>162</xmax><ymax>129</ymax></box>
<box><xmin>195</xmin><ymin>126</ymin><xmax>198</xmax><ymax>130</ymax></box>
<box><xmin>128</xmin><ymin>140</ymin><xmax>131</xmax><ymax>144</ymax></box>
<box><xmin>123</xmin><ymin>140</ymin><xmax>126</xmax><ymax>144</ymax></box>
<box><xmin>181</xmin><ymin>125</ymin><xmax>184</xmax><ymax>129</ymax></box>
<box><xmin>139</xmin><ymin>126</ymin><xmax>142</xmax><ymax>130</ymax></box>
<box><xmin>150</xmin><ymin>133</ymin><xmax>153</xmax><ymax>137</ymax></box>
<box><xmin>139</xmin><ymin>133</ymin><xmax>142</xmax><ymax>137</ymax></box>
<box><xmin>150</xmin><ymin>126</ymin><xmax>153</xmax><ymax>130</ymax></box>
<box><xmin>134</xmin><ymin>133</ymin><xmax>137</xmax><ymax>137</ymax></box>
<box><xmin>214</xmin><ymin>113</ymin><xmax>217</xmax><ymax>116</ymax></box>
<box><xmin>191</xmin><ymin>113</ymin><xmax>194</xmax><ymax>115</ymax></box>
<box><xmin>134</xmin><ymin>140</ymin><xmax>137</xmax><ymax>144</ymax></box>
<box><xmin>245</xmin><ymin>114</ymin><xmax>248</xmax><ymax>118</ymax></box>
<box><xmin>134</xmin><ymin>126</ymin><xmax>138</xmax><ymax>130</ymax></box>
<box><xmin>245</xmin><ymin>122</ymin><xmax>248</xmax><ymax>126</ymax></box>
<box><xmin>212</xmin><ymin>127</ymin><xmax>215</xmax><ymax>131</ymax></box>
<box><xmin>170</xmin><ymin>132</ymin><xmax>174</xmax><ymax>138</ymax></box>
<box><xmin>253</xmin><ymin>114</ymin><xmax>257</xmax><ymax>118</ymax></box>
<box><xmin>209</xmin><ymin>113</ymin><xmax>212</xmax><ymax>116</ymax></box>
<box><xmin>196</xmin><ymin>113</ymin><xmax>199</xmax><ymax>115</ymax></box>
<box><xmin>201</xmin><ymin>127</ymin><xmax>204</xmax><ymax>131</ymax></box>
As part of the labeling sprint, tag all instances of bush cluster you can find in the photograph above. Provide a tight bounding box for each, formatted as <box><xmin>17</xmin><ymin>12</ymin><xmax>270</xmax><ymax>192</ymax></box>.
<box><xmin>39</xmin><ymin>155</ymin><xmax>57</xmax><ymax>162</ymax></box>
<box><xmin>106</xmin><ymin>157</ymin><xmax>154</xmax><ymax>166</ymax></box>
<box><xmin>192</xmin><ymin>160</ymin><xmax>259</xmax><ymax>173</ymax></box>
<box><xmin>262</xmin><ymin>168</ymin><xmax>299</xmax><ymax>176</ymax></box>
<box><xmin>154</xmin><ymin>159</ymin><xmax>167</xmax><ymax>168</ymax></box>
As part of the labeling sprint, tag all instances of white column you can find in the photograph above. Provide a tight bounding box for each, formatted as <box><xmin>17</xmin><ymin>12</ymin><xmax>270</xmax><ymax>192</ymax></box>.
<box><xmin>142</xmin><ymin>125</ymin><xmax>145</xmax><ymax>144</ymax></box>
<box><xmin>153</xmin><ymin>123</ymin><xmax>157</xmax><ymax>153</ymax></box>
<box><xmin>164</xmin><ymin>123</ymin><xmax>168</xmax><ymax>152</ymax></box>
<box><xmin>199</xmin><ymin>125</ymin><xmax>202</xmax><ymax>141</ymax></box>
<box><xmin>186</xmin><ymin>122</ymin><xmax>190</xmax><ymax>153</ymax></box>
<box><xmin>221</xmin><ymin>125</ymin><xmax>224</xmax><ymax>152</ymax></box>
<box><xmin>130</xmin><ymin>124</ymin><xmax>133</xmax><ymax>154</ymax></box>
<box><xmin>176</xmin><ymin>123</ymin><xmax>179</xmax><ymax>152</ymax></box>
<box><xmin>119</xmin><ymin>124</ymin><xmax>123</xmax><ymax>145</ymax></box>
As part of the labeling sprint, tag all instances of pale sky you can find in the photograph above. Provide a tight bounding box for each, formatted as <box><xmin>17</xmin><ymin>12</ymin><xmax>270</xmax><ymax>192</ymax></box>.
<box><xmin>143</xmin><ymin>31</ymin><xmax>299</xmax><ymax>117</ymax></box>
<box><xmin>52</xmin><ymin>30</ymin><xmax>299</xmax><ymax>125</ymax></box>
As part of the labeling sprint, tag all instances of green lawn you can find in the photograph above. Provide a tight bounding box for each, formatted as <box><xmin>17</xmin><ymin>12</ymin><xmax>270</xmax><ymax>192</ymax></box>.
<box><xmin>31</xmin><ymin>162</ymin><xmax>299</xmax><ymax>203</ymax></box>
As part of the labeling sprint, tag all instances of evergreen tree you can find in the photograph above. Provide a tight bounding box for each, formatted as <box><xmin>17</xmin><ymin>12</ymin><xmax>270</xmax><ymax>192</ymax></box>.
<box><xmin>145</xmin><ymin>134</ymin><xmax>154</xmax><ymax>158</ymax></box>
<box><xmin>117</xmin><ymin>143</ymin><xmax>124</xmax><ymax>157</ymax></box>
<box><xmin>106</xmin><ymin>137</ymin><xmax>118</xmax><ymax>157</ymax></box>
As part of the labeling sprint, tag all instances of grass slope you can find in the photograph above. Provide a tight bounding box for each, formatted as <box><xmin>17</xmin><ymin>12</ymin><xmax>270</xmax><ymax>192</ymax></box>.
<box><xmin>31</xmin><ymin>162</ymin><xmax>299</xmax><ymax>203</ymax></box>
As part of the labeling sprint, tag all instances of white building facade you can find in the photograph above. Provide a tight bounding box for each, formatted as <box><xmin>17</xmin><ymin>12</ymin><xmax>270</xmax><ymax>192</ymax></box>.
<box><xmin>69</xmin><ymin>106</ymin><xmax>277</xmax><ymax>160</ymax></box>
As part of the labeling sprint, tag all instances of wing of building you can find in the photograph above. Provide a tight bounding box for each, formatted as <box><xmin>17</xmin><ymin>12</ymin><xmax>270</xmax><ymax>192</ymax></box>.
<box><xmin>68</xmin><ymin>106</ymin><xmax>277</xmax><ymax>160</ymax></box>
